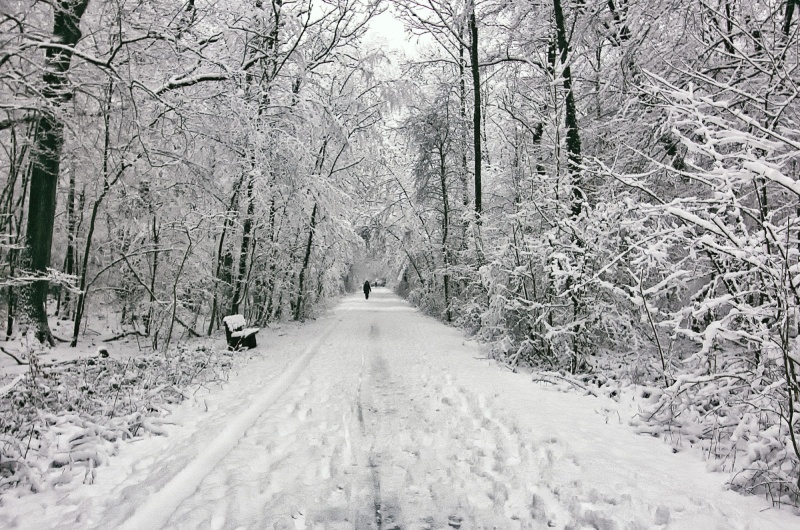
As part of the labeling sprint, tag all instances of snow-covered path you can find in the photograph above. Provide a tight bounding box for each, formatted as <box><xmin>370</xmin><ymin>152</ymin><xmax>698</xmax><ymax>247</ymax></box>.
<box><xmin>3</xmin><ymin>289</ymin><xmax>797</xmax><ymax>529</ymax></box>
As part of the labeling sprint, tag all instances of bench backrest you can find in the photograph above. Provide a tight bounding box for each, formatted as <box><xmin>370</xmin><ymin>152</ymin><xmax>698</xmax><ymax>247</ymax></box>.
<box><xmin>222</xmin><ymin>314</ymin><xmax>247</xmax><ymax>331</ymax></box>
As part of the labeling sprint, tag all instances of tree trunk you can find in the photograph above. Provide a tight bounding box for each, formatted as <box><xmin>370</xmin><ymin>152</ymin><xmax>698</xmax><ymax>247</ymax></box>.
<box><xmin>469</xmin><ymin>5</ymin><xmax>482</xmax><ymax>220</ymax></box>
<box><xmin>18</xmin><ymin>118</ymin><xmax>63</xmax><ymax>345</ymax></box>
<box><xmin>208</xmin><ymin>175</ymin><xmax>244</xmax><ymax>333</ymax></box>
<box><xmin>164</xmin><ymin>235</ymin><xmax>193</xmax><ymax>354</ymax></box>
<box><xmin>458</xmin><ymin>25</ymin><xmax>470</xmax><ymax>250</ymax></box>
<box><xmin>60</xmin><ymin>165</ymin><xmax>76</xmax><ymax>319</ymax></box>
<box><xmin>723</xmin><ymin>2</ymin><xmax>736</xmax><ymax>54</ymax></box>
<box><xmin>3</xmin><ymin>124</ymin><xmax>31</xmax><ymax>339</ymax></box>
<box><xmin>18</xmin><ymin>0</ymin><xmax>91</xmax><ymax>345</ymax></box>
<box><xmin>439</xmin><ymin>148</ymin><xmax>451</xmax><ymax>322</ymax></box>
<box><xmin>553</xmin><ymin>0</ymin><xmax>587</xmax><ymax>371</ymax></box>
<box><xmin>785</xmin><ymin>0</ymin><xmax>798</xmax><ymax>36</ymax></box>
<box><xmin>293</xmin><ymin>202</ymin><xmax>318</xmax><ymax>321</ymax></box>
<box><xmin>265</xmin><ymin>195</ymin><xmax>278</xmax><ymax>321</ymax></box>
<box><xmin>553</xmin><ymin>0</ymin><xmax>584</xmax><ymax>218</ymax></box>
<box><xmin>231</xmin><ymin>175</ymin><xmax>255</xmax><ymax>315</ymax></box>
<box><xmin>146</xmin><ymin>212</ymin><xmax>159</xmax><ymax>339</ymax></box>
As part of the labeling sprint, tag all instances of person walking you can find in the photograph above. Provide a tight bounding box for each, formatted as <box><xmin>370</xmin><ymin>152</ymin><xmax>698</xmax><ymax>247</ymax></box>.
<box><xmin>363</xmin><ymin>280</ymin><xmax>371</xmax><ymax>300</ymax></box>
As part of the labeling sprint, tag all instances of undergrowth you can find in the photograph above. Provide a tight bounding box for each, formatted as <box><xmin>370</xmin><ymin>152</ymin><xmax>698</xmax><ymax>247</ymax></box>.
<box><xmin>527</xmin><ymin>353</ymin><xmax>800</xmax><ymax>509</ymax></box>
<box><xmin>0</xmin><ymin>343</ymin><xmax>234</xmax><ymax>494</ymax></box>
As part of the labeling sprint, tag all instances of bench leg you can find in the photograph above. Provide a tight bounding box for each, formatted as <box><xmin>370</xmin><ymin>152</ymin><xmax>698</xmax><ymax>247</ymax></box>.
<box><xmin>243</xmin><ymin>333</ymin><xmax>257</xmax><ymax>349</ymax></box>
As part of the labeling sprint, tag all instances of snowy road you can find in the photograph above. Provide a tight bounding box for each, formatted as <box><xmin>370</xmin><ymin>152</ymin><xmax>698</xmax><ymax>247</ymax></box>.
<box><xmin>3</xmin><ymin>289</ymin><xmax>798</xmax><ymax>529</ymax></box>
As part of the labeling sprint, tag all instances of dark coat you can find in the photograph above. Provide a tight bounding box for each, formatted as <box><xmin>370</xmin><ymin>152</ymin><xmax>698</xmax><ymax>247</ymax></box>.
<box><xmin>363</xmin><ymin>281</ymin><xmax>371</xmax><ymax>294</ymax></box>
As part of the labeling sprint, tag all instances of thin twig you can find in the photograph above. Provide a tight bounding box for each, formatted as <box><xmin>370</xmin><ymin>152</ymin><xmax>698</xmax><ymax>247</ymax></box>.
<box><xmin>103</xmin><ymin>330</ymin><xmax>145</xmax><ymax>342</ymax></box>
<box><xmin>0</xmin><ymin>346</ymin><xmax>27</xmax><ymax>365</ymax></box>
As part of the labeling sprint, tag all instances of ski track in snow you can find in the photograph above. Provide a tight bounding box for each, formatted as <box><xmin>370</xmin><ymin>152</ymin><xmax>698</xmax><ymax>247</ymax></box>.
<box><xmin>118</xmin><ymin>317</ymin><xmax>343</xmax><ymax>530</ymax></box>
<box><xmin>1</xmin><ymin>289</ymin><xmax>797</xmax><ymax>529</ymax></box>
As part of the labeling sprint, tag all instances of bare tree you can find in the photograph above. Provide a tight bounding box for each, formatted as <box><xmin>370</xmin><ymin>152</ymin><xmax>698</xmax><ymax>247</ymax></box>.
<box><xmin>17</xmin><ymin>0</ymin><xmax>90</xmax><ymax>345</ymax></box>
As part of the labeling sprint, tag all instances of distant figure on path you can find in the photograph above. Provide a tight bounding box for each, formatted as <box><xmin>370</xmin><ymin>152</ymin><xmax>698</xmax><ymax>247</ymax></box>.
<box><xmin>363</xmin><ymin>280</ymin><xmax>371</xmax><ymax>299</ymax></box>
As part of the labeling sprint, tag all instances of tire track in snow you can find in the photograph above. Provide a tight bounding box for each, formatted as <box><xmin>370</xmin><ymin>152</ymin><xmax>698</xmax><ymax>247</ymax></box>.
<box><xmin>356</xmin><ymin>323</ymin><xmax>390</xmax><ymax>530</ymax></box>
<box><xmin>357</xmin><ymin>322</ymin><xmax>384</xmax><ymax>529</ymax></box>
<box><xmin>368</xmin><ymin>455</ymin><xmax>383</xmax><ymax>529</ymax></box>
<box><xmin>118</xmin><ymin>317</ymin><xmax>343</xmax><ymax>530</ymax></box>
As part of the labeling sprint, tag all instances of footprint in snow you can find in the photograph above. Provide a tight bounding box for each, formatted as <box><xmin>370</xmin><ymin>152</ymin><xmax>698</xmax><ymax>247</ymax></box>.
<box><xmin>291</xmin><ymin>510</ymin><xmax>305</xmax><ymax>527</ymax></box>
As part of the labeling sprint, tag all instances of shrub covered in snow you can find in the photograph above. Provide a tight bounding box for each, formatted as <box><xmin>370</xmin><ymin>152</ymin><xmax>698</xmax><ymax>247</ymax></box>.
<box><xmin>632</xmin><ymin>360</ymin><xmax>800</xmax><ymax>505</ymax></box>
<box><xmin>0</xmin><ymin>343</ymin><xmax>234</xmax><ymax>493</ymax></box>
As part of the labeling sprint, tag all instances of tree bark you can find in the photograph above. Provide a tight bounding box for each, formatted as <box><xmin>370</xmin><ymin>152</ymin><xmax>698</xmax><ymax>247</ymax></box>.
<box><xmin>552</xmin><ymin>0</ymin><xmax>587</xmax><ymax>371</ymax></box>
<box><xmin>785</xmin><ymin>0</ymin><xmax>798</xmax><ymax>36</ymax></box>
<box><xmin>439</xmin><ymin>148</ymin><xmax>451</xmax><ymax>322</ymax></box>
<box><xmin>146</xmin><ymin>212</ymin><xmax>159</xmax><ymax>340</ymax></box>
<box><xmin>553</xmin><ymin>0</ymin><xmax>584</xmax><ymax>218</ymax></box>
<box><xmin>469</xmin><ymin>5</ymin><xmax>482</xmax><ymax>220</ymax></box>
<box><xmin>18</xmin><ymin>117</ymin><xmax>63</xmax><ymax>345</ymax></box>
<box><xmin>60</xmin><ymin>165</ymin><xmax>76</xmax><ymax>318</ymax></box>
<box><xmin>18</xmin><ymin>0</ymin><xmax>91</xmax><ymax>345</ymax></box>
<box><xmin>458</xmin><ymin>24</ymin><xmax>470</xmax><ymax>250</ymax></box>
<box><xmin>293</xmin><ymin>202</ymin><xmax>318</xmax><ymax>321</ymax></box>
<box><xmin>164</xmin><ymin>232</ymin><xmax>193</xmax><ymax>354</ymax></box>
<box><xmin>208</xmin><ymin>175</ymin><xmax>243</xmax><ymax>334</ymax></box>
<box><xmin>265</xmin><ymin>194</ymin><xmax>279</xmax><ymax>320</ymax></box>
<box><xmin>723</xmin><ymin>2</ymin><xmax>736</xmax><ymax>54</ymax></box>
<box><xmin>231</xmin><ymin>175</ymin><xmax>255</xmax><ymax>315</ymax></box>
<box><xmin>3</xmin><ymin>124</ymin><xmax>31</xmax><ymax>339</ymax></box>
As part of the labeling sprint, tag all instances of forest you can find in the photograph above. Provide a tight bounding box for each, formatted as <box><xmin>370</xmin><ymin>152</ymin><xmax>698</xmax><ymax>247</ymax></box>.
<box><xmin>2</xmin><ymin>0</ymin><xmax>800</xmax><ymax>507</ymax></box>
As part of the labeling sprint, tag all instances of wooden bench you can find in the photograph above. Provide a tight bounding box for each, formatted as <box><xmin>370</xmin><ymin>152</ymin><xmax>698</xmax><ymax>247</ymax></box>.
<box><xmin>222</xmin><ymin>314</ymin><xmax>259</xmax><ymax>350</ymax></box>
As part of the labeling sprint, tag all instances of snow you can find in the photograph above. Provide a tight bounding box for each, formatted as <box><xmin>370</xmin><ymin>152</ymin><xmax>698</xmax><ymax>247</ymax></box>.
<box><xmin>231</xmin><ymin>327</ymin><xmax>259</xmax><ymax>338</ymax></box>
<box><xmin>0</xmin><ymin>289</ymin><xmax>797</xmax><ymax>529</ymax></box>
<box><xmin>222</xmin><ymin>314</ymin><xmax>247</xmax><ymax>331</ymax></box>
<box><xmin>119</xmin><ymin>319</ymin><xmax>340</xmax><ymax>530</ymax></box>
<box><xmin>0</xmin><ymin>374</ymin><xmax>23</xmax><ymax>398</ymax></box>
<box><xmin>223</xmin><ymin>315</ymin><xmax>259</xmax><ymax>338</ymax></box>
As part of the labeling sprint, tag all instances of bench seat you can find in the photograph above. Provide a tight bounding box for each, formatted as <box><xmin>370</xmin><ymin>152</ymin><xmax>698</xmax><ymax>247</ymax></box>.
<box><xmin>223</xmin><ymin>315</ymin><xmax>259</xmax><ymax>350</ymax></box>
<box><xmin>231</xmin><ymin>327</ymin><xmax>260</xmax><ymax>338</ymax></box>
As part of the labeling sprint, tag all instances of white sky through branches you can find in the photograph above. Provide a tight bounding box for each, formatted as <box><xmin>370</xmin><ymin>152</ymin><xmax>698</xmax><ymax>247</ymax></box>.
<box><xmin>364</xmin><ymin>7</ymin><xmax>418</xmax><ymax>57</ymax></box>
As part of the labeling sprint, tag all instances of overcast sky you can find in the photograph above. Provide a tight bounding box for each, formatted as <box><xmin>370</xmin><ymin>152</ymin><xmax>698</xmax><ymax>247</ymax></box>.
<box><xmin>364</xmin><ymin>7</ymin><xmax>419</xmax><ymax>57</ymax></box>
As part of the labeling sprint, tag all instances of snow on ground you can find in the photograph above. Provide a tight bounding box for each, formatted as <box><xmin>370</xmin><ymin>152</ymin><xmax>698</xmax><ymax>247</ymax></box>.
<box><xmin>0</xmin><ymin>308</ymin><xmax>150</xmax><ymax>377</ymax></box>
<box><xmin>1</xmin><ymin>289</ymin><xmax>797</xmax><ymax>529</ymax></box>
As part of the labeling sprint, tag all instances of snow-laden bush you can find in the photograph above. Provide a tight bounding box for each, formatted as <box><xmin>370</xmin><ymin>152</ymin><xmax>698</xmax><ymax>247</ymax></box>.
<box><xmin>473</xmin><ymin>186</ymin><xmax>663</xmax><ymax>377</ymax></box>
<box><xmin>633</xmin><ymin>364</ymin><xmax>800</xmax><ymax>504</ymax></box>
<box><xmin>0</xmin><ymin>343</ymin><xmax>233</xmax><ymax>493</ymax></box>
<box><xmin>483</xmin><ymin>65</ymin><xmax>800</xmax><ymax>504</ymax></box>
<box><xmin>622</xmin><ymin>72</ymin><xmax>800</xmax><ymax>503</ymax></box>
